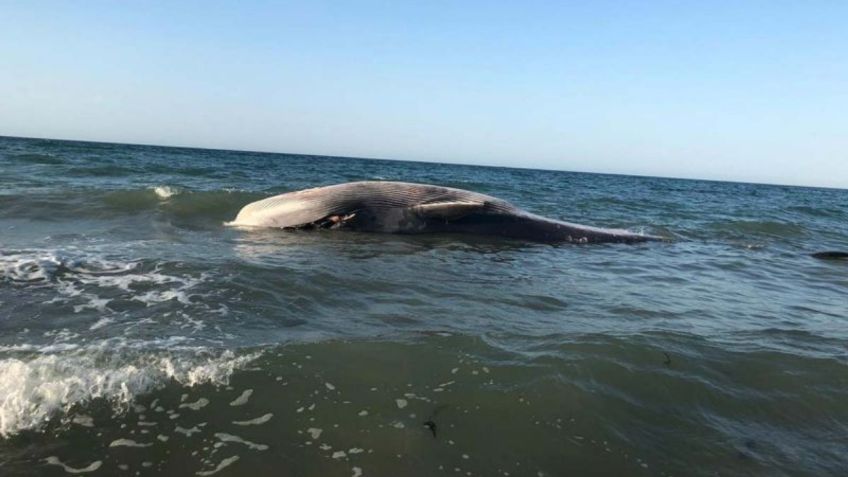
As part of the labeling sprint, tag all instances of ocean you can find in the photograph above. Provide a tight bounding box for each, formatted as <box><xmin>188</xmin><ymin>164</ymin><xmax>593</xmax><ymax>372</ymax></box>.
<box><xmin>0</xmin><ymin>136</ymin><xmax>846</xmax><ymax>476</ymax></box>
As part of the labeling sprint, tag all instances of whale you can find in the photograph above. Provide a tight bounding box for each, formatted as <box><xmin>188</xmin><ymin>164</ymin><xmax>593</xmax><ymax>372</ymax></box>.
<box><xmin>227</xmin><ymin>181</ymin><xmax>660</xmax><ymax>244</ymax></box>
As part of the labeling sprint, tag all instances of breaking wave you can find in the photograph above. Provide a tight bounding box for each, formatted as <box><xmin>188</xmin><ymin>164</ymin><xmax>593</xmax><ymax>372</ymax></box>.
<box><xmin>0</xmin><ymin>341</ymin><xmax>259</xmax><ymax>437</ymax></box>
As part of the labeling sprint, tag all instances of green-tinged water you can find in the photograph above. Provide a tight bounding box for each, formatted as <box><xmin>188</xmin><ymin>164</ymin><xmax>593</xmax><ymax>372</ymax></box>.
<box><xmin>1</xmin><ymin>136</ymin><xmax>847</xmax><ymax>476</ymax></box>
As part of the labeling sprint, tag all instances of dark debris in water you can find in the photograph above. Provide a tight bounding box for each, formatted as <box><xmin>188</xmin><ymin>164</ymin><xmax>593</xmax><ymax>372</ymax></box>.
<box><xmin>423</xmin><ymin>420</ymin><xmax>437</xmax><ymax>438</ymax></box>
<box><xmin>811</xmin><ymin>251</ymin><xmax>848</xmax><ymax>260</ymax></box>
<box><xmin>422</xmin><ymin>404</ymin><xmax>449</xmax><ymax>439</ymax></box>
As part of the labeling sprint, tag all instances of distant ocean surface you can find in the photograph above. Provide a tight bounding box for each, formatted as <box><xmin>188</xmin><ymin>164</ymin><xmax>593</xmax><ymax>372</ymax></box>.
<box><xmin>1</xmin><ymin>136</ymin><xmax>846</xmax><ymax>476</ymax></box>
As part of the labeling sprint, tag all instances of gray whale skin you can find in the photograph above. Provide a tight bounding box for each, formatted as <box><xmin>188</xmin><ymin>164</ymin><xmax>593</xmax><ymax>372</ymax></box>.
<box><xmin>228</xmin><ymin>181</ymin><xmax>660</xmax><ymax>244</ymax></box>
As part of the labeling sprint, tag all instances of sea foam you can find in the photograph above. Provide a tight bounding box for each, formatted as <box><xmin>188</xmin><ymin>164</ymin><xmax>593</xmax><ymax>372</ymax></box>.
<box><xmin>0</xmin><ymin>344</ymin><xmax>258</xmax><ymax>437</ymax></box>
<box><xmin>1</xmin><ymin>249</ymin><xmax>207</xmax><ymax>316</ymax></box>
<box><xmin>152</xmin><ymin>185</ymin><xmax>181</xmax><ymax>199</ymax></box>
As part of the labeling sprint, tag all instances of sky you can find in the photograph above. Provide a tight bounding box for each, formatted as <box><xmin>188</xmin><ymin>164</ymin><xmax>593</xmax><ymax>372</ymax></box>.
<box><xmin>1</xmin><ymin>1</ymin><xmax>846</xmax><ymax>188</ymax></box>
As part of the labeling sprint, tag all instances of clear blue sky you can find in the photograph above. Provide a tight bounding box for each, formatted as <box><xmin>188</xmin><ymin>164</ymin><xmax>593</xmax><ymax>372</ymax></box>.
<box><xmin>1</xmin><ymin>1</ymin><xmax>846</xmax><ymax>188</ymax></box>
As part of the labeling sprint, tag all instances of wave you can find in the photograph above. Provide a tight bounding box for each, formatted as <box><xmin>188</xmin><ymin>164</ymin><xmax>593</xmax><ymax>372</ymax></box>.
<box><xmin>0</xmin><ymin>340</ymin><xmax>259</xmax><ymax>437</ymax></box>
<box><xmin>152</xmin><ymin>185</ymin><xmax>181</xmax><ymax>199</ymax></box>
<box><xmin>0</xmin><ymin>250</ymin><xmax>137</xmax><ymax>284</ymax></box>
<box><xmin>5</xmin><ymin>153</ymin><xmax>65</xmax><ymax>165</ymax></box>
<box><xmin>0</xmin><ymin>187</ymin><xmax>267</xmax><ymax>225</ymax></box>
<box><xmin>708</xmin><ymin>219</ymin><xmax>806</xmax><ymax>238</ymax></box>
<box><xmin>786</xmin><ymin>205</ymin><xmax>845</xmax><ymax>219</ymax></box>
<box><xmin>0</xmin><ymin>249</ymin><xmax>214</xmax><ymax>321</ymax></box>
<box><xmin>66</xmin><ymin>165</ymin><xmax>139</xmax><ymax>177</ymax></box>
<box><xmin>59</xmin><ymin>162</ymin><xmax>225</xmax><ymax>179</ymax></box>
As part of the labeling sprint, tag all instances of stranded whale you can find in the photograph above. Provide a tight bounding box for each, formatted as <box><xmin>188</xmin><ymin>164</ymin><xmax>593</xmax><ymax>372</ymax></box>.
<box><xmin>228</xmin><ymin>181</ymin><xmax>660</xmax><ymax>244</ymax></box>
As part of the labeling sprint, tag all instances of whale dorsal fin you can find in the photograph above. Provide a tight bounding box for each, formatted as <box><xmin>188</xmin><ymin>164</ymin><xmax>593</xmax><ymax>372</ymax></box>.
<box><xmin>413</xmin><ymin>200</ymin><xmax>486</xmax><ymax>220</ymax></box>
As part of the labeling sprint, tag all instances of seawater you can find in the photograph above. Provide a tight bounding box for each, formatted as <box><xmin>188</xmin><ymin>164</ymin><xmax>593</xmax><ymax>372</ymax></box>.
<box><xmin>0</xmin><ymin>136</ymin><xmax>846</xmax><ymax>476</ymax></box>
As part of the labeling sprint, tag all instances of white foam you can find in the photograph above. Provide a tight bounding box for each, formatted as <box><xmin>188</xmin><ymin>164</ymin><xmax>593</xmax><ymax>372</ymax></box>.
<box><xmin>196</xmin><ymin>455</ymin><xmax>239</xmax><ymax>476</ymax></box>
<box><xmin>0</xmin><ymin>250</ymin><xmax>206</xmax><ymax>314</ymax></box>
<box><xmin>232</xmin><ymin>413</ymin><xmax>273</xmax><ymax>426</ymax></box>
<box><xmin>0</xmin><ymin>251</ymin><xmax>139</xmax><ymax>285</ymax></box>
<box><xmin>71</xmin><ymin>415</ymin><xmax>94</xmax><ymax>427</ymax></box>
<box><xmin>109</xmin><ymin>438</ymin><xmax>152</xmax><ymax>448</ymax></box>
<box><xmin>0</xmin><ymin>345</ymin><xmax>258</xmax><ymax>437</ymax></box>
<box><xmin>152</xmin><ymin>185</ymin><xmax>181</xmax><ymax>199</ymax></box>
<box><xmin>0</xmin><ymin>251</ymin><xmax>62</xmax><ymax>282</ymax></box>
<box><xmin>175</xmin><ymin>425</ymin><xmax>202</xmax><ymax>437</ymax></box>
<box><xmin>229</xmin><ymin>389</ymin><xmax>252</xmax><ymax>406</ymax></box>
<box><xmin>132</xmin><ymin>288</ymin><xmax>194</xmax><ymax>306</ymax></box>
<box><xmin>179</xmin><ymin>397</ymin><xmax>210</xmax><ymax>411</ymax></box>
<box><xmin>89</xmin><ymin>317</ymin><xmax>114</xmax><ymax>330</ymax></box>
<box><xmin>74</xmin><ymin>297</ymin><xmax>111</xmax><ymax>314</ymax></box>
<box><xmin>45</xmin><ymin>456</ymin><xmax>103</xmax><ymax>474</ymax></box>
<box><xmin>214</xmin><ymin>432</ymin><xmax>268</xmax><ymax>451</ymax></box>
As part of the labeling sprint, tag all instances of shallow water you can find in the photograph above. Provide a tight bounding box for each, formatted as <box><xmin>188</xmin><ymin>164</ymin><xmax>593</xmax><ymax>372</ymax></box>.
<box><xmin>1</xmin><ymin>136</ymin><xmax>846</xmax><ymax>476</ymax></box>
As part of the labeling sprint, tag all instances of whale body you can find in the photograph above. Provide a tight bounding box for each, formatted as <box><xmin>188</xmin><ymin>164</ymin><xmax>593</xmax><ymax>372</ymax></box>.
<box><xmin>228</xmin><ymin>181</ymin><xmax>659</xmax><ymax>244</ymax></box>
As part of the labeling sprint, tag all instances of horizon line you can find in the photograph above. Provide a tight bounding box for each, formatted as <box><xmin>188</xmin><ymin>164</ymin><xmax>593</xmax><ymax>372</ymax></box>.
<box><xmin>1</xmin><ymin>133</ymin><xmax>844</xmax><ymax>192</ymax></box>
